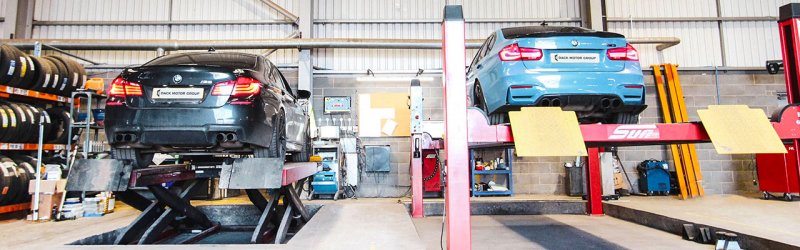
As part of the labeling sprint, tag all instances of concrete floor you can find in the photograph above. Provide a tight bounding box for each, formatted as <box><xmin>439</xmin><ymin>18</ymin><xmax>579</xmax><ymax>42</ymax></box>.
<box><xmin>413</xmin><ymin>215</ymin><xmax>707</xmax><ymax>250</ymax></box>
<box><xmin>3</xmin><ymin>194</ymin><xmax>791</xmax><ymax>249</ymax></box>
<box><xmin>608</xmin><ymin>194</ymin><xmax>800</xmax><ymax>247</ymax></box>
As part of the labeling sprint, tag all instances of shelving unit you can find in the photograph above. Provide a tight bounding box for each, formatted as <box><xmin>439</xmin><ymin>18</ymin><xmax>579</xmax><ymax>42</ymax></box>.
<box><xmin>0</xmin><ymin>85</ymin><xmax>71</xmax><ymax>103</ymax></box>
<box><xmin>469</xmin><ymin>147</ymin><xmax>514</xmax><ymax>197</ymax></box>
<box><xmin>0</xmin><ymin>143</ymin><xmax>66</xmax><ymax>151</ymax></box>
<box><xmin>0</xmin><ymin>203</ymin><xmax>31</xmax><ymax>214</ymax></box>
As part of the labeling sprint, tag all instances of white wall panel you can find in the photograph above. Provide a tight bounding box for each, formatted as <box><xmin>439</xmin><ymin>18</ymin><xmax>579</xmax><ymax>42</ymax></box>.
<box><xmin>606</xmin><ymin>0</ymin><xmax>717</xmax><ymax>18</ymax></box>
<box><xmin>312</xmin><ymin>0</ymin><xmax>580</xmax><ymax>70</ymax></box>
<box><xmin>719</xmin><ymin>0</ymin><xmax>800</xmax><ymax>67</ymax></box>
<box><xmin>34</xmin><ymin>0</ymin><xmax>169</xmax><ymax>21</ymax></box>
<box><xmin>608</xmin><ymin>21</ymin><xmax>723</xmax><ymax>67</ymax></box>
<box><xmin>172</xmin><ymin>0</ymin><xmax>297</xmax><ymax>21</ymax></box>
<box><xmin>31</xmin><ymin>0</ymin><xmax>298</xmax><ymax>66</ymax></box>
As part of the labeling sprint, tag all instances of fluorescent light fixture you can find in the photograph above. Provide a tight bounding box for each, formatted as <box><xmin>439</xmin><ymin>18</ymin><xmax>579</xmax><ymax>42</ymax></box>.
<box><xmin>355</xmin><ymin>76</ymin><xmax>435</xmax><ymax>82</ymax></box>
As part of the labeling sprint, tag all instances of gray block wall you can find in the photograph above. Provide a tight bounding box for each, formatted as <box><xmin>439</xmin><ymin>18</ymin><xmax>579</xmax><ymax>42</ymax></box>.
<box><xmin>312</xmin><ymin>70</ymin><xmax>786</xmax><ymax>197</ymax></box>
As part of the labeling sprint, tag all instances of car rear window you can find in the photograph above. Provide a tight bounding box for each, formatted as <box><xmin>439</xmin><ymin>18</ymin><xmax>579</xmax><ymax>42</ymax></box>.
<box><xmin>501</xmin><ymin>26</ymin><xmax>624</xmax><ymax>39</ymax></box>
<box><xmin>143</xmin><ymin>52</ymin><xmax>258</xmax><ymax>69</ymax></box>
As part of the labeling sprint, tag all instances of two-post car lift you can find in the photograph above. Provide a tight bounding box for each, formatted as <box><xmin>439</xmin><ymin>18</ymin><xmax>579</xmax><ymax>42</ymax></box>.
<box><xmin>428</xmin><ymin>4</ymin><xmax>800</xmax><ymax>249</ymax></box>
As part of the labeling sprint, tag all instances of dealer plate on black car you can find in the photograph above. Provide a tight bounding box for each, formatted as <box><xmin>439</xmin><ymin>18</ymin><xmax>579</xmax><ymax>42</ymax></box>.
<box><xmin>152</xmin><ymin>87</ymin><xmax>204</xmax><ymax>100</ymax></box>
<box><xmin>550</xmin><ymin>53</ymin><xmax>600</xmax><ymax>63</ymax></box>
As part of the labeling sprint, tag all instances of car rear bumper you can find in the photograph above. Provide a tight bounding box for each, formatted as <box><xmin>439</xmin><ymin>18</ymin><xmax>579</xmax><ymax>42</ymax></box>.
<box><xmin>483</xmin><ymin>69</ymin><xmax>645</xmax><ymax>114</ymax></box>
<box><xmin>104</xmin><ymin>104</ymin><xmax>273</xmax><ymax>149</ymax></box>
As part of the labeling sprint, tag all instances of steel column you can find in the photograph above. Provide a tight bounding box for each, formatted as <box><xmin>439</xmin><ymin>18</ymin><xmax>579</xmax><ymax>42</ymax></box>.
<box><xmin>586</xmin><ymin>148</ymin><xmax>603</xmax><ymax>215</ymax></box>
<box><xmin>411</xmin><ymin>133</ymin><xmax>424</xmax><ymax>218</ymax></box>
<box><xmin>778</xmin><ymin>4</ymin><xmax>800</xmax><ymax>202</ymax></box>
<box><xmin>442</xmin><ymin>5</ymin><xmax>471</xmax><ymax>250</ymax></box>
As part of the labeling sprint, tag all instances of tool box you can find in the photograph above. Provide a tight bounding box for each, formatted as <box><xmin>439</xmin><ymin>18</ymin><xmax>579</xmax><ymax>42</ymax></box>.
<box><xmin>637</xmin><ymin>160</ymin><xmax>671</xmax><ymax>195</ymax></box>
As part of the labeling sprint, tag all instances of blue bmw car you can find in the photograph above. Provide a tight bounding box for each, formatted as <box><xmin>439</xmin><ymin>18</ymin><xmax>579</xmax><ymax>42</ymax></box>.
<box><xmin>468</xmin><ymin>26</ymin><xmax>646</xmax><ymax>124</ymax></box>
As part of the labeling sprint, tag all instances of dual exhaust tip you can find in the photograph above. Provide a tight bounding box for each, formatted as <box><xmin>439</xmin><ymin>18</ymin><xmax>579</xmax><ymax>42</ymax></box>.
<box><xmin>115</xmin><ymin>133</ymin><xmax>138</xmax><ymax>142</ymax></box>
<box><xmin>216</xmin><ymin>133</ymin><xmax>238</xmax><ymax>143</ymax></box>
<box><xmin>600</xmin><ymin>98</ymin><xmax>622</xmax><ymax>109</ymax></box>
<box><xmin>540</xmin><ymin>97</ymin><xmax>562</xmax><ymax>107</ymax></box>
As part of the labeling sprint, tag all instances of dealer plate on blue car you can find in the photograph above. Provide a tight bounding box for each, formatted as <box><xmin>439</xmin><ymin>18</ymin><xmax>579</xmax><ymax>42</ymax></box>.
<box><xmin>550</xmin><ymin>53</ymin><xmax>600</xmax><ymax>63</ymax></box>
<box><xmin>152</xmin><ymin>88</ymin><xmax>204</xmax><ymax>100</ymax></box>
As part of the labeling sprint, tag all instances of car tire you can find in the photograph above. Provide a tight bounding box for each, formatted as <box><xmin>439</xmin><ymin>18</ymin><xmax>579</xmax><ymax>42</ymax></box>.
<box><xmin>474</xmin><ymin>83</ymin><xmax>507</xmax><ymax>125</ymax></box>
<box><xmin>610</xmin><ymin>112</ymin><xmax>639</xmax><ymax>124</ymax></box>
<box><xmin>291</xmin><ymin>127</ymin><xmax>312</xmax><ymax>162</ymax></box>
<box><xmin>255</xmin><ymin>113</ymin><xmax>287</xmax><ymax>159</ymax></box>
<box><xmin>111</xmin><ymin>148</ymin><xmax>154</xmax><ymax>169</ymax></box>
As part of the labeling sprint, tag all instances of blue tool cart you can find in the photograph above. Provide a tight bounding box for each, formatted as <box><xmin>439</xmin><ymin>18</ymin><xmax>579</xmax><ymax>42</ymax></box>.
<box><xmin>470</xmin><ymin>147</ymin><xmax>514</xmax><ymax>197</ymax></box>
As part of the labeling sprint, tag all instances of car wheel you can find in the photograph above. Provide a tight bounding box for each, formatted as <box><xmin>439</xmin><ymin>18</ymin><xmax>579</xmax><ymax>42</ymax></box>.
<box><xmin>610</xmin><ymin>112</ymin><xmax>639</xmax><ymax>124</ymax></box>
<box><xmin>256</xmin><ymin>113</ymin><xmax>287</xmax><ymax>159</ymax></box>
<box><xmin>291</xmin><ymin>126</ymin><xmax>312</xmax><ymax>162</ymax></box>
<box><xmin>475</xmin><ymin>83</ymin><xmax>507</xmax><ymax>125</ymax></box>
<box><xmin>111</xmin><ymin>148</ymin><xmax>154</xmax><ymax>169</ymax></box>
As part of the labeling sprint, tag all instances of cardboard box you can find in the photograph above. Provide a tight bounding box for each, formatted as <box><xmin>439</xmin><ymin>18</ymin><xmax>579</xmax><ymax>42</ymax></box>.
<box><xmin>28</xmin><ymin>179</ymin><xmax>67</xmax><ymax>194</ymax></box>
<box><xmin>27</xmin><ymin>192</ymin><xmax>63</xmax><ymax>221</ymax></box>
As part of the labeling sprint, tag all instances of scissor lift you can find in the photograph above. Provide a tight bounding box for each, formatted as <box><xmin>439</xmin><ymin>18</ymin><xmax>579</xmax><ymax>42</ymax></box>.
<box><xmin>432</xmin><ymin>4</ymin><xmax>800</xmax><ymax>249</ymax></box>
<box><xmin>65</xmin><ymin>158</ymin><xmax>316</xmax><ymax>245</ymax></box>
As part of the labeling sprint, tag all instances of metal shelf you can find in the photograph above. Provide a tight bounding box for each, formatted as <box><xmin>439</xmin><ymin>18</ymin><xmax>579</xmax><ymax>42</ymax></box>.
<box><xmin>0</xmin><ymin>143</ymin><xmax>66</xmax><ymax>151</ymax></box>
<box><xmin>470</xmin><ymin>147</ymin><xmax>514</xmax><ymax>197</ymax></box>
<box><xmin>0</xmin><ymin>85</ymin><xmax>71</xmax><ymax>103</ymax></box>
<box><xmin>472</xmin><ymin>191</ymin><xmax>512</xmax><ymax>196</ymax></box>
<box><xmin>0</xmin><ymin>202</ymin><xmax>30</xmax><ymax>214</ymax></box>
<box><xmin>473</xmin><ymin>170</ymin><xmax>511</xmax><ymax>175</ymax></box>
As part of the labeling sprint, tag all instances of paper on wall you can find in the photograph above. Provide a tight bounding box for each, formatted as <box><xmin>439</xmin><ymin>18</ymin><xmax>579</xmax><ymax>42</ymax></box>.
<box><xmin>382</xmin><ymin>119</ymin><xmax>398</xmax><ymax>136</ymax></box>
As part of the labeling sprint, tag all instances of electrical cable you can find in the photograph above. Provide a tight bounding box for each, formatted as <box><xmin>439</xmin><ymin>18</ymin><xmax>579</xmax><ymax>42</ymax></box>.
<box><xmin>614</xmin><ymin>153</ymin><xmax>638</xmax><ymax>194</ymax></box>
<box><xmin>440</xmin><ymin>158</ymin><xmax>446</xmax><ymax>250</ymax></box>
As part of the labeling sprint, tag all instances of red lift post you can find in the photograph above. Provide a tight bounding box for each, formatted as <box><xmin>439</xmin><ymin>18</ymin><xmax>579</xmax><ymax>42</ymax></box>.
<box><xmin>442</xmin><ymin>5</ymin><xmax>472</xmax><ymax>250</ymax></box>
<box><xmin>773</xmin><ymin>3</ymin><xmax>800</xmax><ymax>198</ymax></box>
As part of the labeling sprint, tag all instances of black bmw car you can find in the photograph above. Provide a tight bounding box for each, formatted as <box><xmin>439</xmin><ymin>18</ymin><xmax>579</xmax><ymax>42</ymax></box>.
<box><xmin>105</xmin><ymin>52</ymin><xmax>312</xmax><ymax>168</ymax></box>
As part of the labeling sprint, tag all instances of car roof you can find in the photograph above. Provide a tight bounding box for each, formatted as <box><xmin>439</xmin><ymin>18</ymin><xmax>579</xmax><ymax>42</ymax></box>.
<box><xmin>142</xmin><ymin>51</ymin><xmax>261</xmax><ymax>69</ymax></box>
<box><xmin>500</xmin><ymin>26</ymin><xmax>625</xmax><ymax>39</ymax></box>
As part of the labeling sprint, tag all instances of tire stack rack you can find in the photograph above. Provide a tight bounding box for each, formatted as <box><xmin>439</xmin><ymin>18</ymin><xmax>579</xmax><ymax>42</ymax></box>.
<box><xmin>0</xmin><ymin>43</ymin><xmax>88</xmax><ymax>217</ymax></box>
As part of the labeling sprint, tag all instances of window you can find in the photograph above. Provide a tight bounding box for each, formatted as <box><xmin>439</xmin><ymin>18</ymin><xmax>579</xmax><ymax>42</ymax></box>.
<box><xmin>483</xmin><ymin>34</ymin><xmax>496</xmax><ymax>57</ymax></box>
<box><xmin>143</xmin><ymin>52</ymin><xmax>258</xmax><ymax>69</ymax></box>
<box><xmin>468</xmin><ymin>38</ymin><xmax>489</xmax><ymax>73</ymax></box>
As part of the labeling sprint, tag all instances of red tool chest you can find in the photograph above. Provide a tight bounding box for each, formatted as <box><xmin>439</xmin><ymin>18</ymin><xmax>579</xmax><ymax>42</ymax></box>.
<box><xmin>756</xmin><ymin>144</ymin><xmax>800</xmax><ymax>199</ymax></box>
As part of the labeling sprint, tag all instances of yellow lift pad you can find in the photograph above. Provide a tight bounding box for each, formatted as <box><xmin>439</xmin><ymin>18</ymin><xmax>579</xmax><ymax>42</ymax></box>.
<box><xmin>697</xmin><ymin>105</ymin><xmax>787</xmax><ymax>154</ymax></box>
<box><xmin>508</xmin><ymin>107</ymin><xmax>587</xmax><ymax>157</ymax></box>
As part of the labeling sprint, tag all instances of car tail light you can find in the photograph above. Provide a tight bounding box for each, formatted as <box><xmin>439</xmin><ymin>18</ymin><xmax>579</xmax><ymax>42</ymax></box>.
<box><xmin>108</xmin><ymin>77</ymin><xmax>143</xmax><ymax>97</ymax></box>
<box><xmin>109</xmin><ymin>78</ymin><xmax>127</xmax><ymax>97</ymax></box>
<box><xmin>607</xmin><ymin>44</ymin><xmax>639</xmax><ymax>61</ymax></box>
<box><xmin>211</xmin><ymin>81</ymin><xmax>235</xmax><ymax>96</ymax></box>
<box><xmin>125</xmin><ymin>82</ymin><xmax>143</xmax><ymax>96</ymax></box>
<box><xmin>212</xmin><ymin>77</ymin><xmax>261</xmax><ymax>101</ymax></box>
<box><xmin>510</xmin><ymin>85</ymin><xmax>532</xmax><ymax>89</ymax></box>
<box><xmin>499</xmin><ymin>44</ymin><xmax>543</xmax><ymax>61</ymax></box>
<box><xmin>232</xmin><ymin>77</ymin><xmax>261</xmax><ymax>97</ymax></box>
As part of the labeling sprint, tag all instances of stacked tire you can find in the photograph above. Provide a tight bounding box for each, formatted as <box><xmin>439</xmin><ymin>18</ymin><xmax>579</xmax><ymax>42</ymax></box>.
<box><xmin>0</xmin><ymin>44</ymin><xmax>87</xmax><ymax>97</ymax></box>
<box><xmin>0</xmin><ymin>155</ymin><xmax>38</xmax><ymax>205</ymax></box>
<box><xmin>0</xmin><ymin>101</ymin><xmax>74</xmax><ymax>144</ymax></box>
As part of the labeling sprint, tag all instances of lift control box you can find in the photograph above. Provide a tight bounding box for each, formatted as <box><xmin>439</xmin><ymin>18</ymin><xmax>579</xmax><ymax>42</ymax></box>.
<box><xmin>410</xmin><ymin>79</ymin><xmax>423</xmax><ymax>134</ymax></box>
